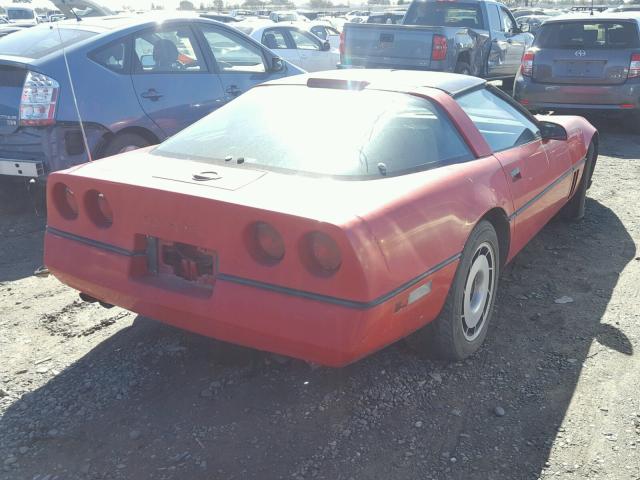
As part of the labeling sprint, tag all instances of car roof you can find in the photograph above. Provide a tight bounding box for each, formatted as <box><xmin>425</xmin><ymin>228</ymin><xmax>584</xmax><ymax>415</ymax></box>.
<box><xmin>543</xmin><ymin>12</ymin><xmax>640</xmax><ymax>23</ymax></box>
<box><xmin>264</xmin><ymin>69</ymin><xmax>485</xmax><ymax>96</ymax></box>
<box><xmin>51</xmin><ymin>12</ymin><xmax>205</xmax><ymax>33</ymax></box>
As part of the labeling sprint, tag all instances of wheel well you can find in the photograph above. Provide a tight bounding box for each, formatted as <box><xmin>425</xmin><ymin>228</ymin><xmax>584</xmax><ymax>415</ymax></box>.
<box><xmin>479</xmin><ymin>208</ymin><xmax>510</xmax><ymax>267</ymax></box>
<box><xmin>95</xmin><ymin>127</ymin><xmax>161</xmax><ymax>159</ymax></box>
<box><xmin>456</xmin><ymin>51</ymin><xmax>470</xmax><ymax>66</ymax></box>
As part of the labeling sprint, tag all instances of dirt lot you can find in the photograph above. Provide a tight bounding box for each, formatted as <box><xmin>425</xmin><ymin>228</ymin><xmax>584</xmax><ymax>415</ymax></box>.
<box><xmin>0</xmin><ymin>116</ymin><xmax>639</xmax><ymax>480</ymax></box>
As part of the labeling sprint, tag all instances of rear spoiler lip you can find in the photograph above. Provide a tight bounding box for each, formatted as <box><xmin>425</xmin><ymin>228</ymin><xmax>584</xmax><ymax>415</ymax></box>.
<box><xmin>0</xmin><ymin>54</ymin><xmax>35</xmax><ymax>69</ymax></box>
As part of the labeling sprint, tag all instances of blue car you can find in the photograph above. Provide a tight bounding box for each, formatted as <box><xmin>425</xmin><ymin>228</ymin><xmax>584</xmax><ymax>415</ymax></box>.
<box><xmin>0</xmin><ymin>15</ymin><xmax>302</xmax><ymax>179</ymax></box>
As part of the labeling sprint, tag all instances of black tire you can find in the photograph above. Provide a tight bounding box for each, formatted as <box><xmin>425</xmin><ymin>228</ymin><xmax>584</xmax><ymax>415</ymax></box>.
<box><xmin>412</xmin><ymin>220</ymin><xmax>501</xmax><ymax>361</ymax></box>
<box><xmin>101</xmin><ymin>133</ymin><xmax>151</xmax><ymax>158</ymax></box>
<box><xmin>454</xmin><ymin>61</ymin><xmax>471</xmax><ymax>75</ymax></box>
<box><xmin>561</xmin><ymin>141</ymin><xmax>596</xmax><ymax>221</ymax></box>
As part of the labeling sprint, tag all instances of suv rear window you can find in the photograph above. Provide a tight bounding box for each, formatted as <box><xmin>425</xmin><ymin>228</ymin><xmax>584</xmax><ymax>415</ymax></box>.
<box><xmin>153</xmin><ymin>86</ymin><xmax>473</xmax><ymax>179</ymax></box>
<box><xmin>0</xmin><ymin>27</ymin><xmax>96</xmax><ymax>59</ymax></box>
<box><xmin>535</xmin><ymin>21</ymin><xmax>640</xmax><ymax>49</ymax></box>
<box><xmin>405</xmin><ymin>2</ymin><xmax>484</xmax><ymax>29</ymax></box>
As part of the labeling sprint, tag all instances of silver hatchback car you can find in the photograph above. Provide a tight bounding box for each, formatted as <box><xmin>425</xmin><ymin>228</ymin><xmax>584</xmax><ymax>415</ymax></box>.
<box><xmin>514</xmin><ymin>13</ymin><xmax>640</xmax><ymax>117</ymax></box>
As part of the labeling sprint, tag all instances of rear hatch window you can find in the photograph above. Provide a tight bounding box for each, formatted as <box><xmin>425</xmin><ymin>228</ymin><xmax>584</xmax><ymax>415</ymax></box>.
<box><xmin>535</xmin><ymin>21</ymin><xmax>640</xmax><ymax>49</ymax></box>
<box><xmin>0</xmin><ymin>26</ymin><xmax>96</xmax><ymax>59</ymax></box>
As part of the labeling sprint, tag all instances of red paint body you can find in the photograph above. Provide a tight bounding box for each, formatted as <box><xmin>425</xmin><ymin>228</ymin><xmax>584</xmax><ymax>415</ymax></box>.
<box><xmin>44</xmin><ymin>72</ymin><xmax>597</xmax><ymax>366</ymax></box>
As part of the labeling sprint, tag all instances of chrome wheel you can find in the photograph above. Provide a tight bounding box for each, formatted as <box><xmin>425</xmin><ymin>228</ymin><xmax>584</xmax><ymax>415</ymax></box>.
<box><xmin>461</xmin><ymin>241</ymin><xmax>495</xmax><ymax>341</ymax></box>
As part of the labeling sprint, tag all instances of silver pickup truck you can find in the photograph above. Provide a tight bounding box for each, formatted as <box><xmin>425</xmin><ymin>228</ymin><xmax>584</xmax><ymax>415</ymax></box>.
<box><xmin>339</xmin><ymin>0</ymin><xmax>534</xmax><ymax>84</ymax></box>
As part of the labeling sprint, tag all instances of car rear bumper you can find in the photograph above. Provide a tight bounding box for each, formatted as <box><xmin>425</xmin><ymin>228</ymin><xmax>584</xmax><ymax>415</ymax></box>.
<box><xmin>0</xmin><ymin>124</ymin><xmax>108</xmax><ymax>179</ymax></box>
<box><xmin>44</xmin><ymin>229</ymin><xmax>456</xmax><ymax>367</ymax></box>
<box><xmin>514</xmin><ymin>76</ymin><xmax>640</xmax><ymax>111</ymax></box>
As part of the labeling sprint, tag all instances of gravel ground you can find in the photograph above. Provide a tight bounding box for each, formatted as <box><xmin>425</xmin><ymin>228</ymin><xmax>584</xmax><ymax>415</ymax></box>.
<box><xmin>0</xmin><ymin>116</ymin><xmax>639</xmax><ymax>480</ymax></box>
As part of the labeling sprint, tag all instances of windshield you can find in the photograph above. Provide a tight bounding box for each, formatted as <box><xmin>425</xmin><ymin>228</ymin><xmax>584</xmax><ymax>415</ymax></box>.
<box><xmin>535</xmin><ymin>21</ymin><xmax>640</xmax><ymax>49</ymax></box>
<box><xmin>404</xmin><ymin>2</ymin><xmax>484</xmax><ymax>29</ymax></box>
<box><xmin>0</xmin><ymin>27</ymin><xmax>96</xmax><ymax>58</ymax></box>
<box><xmin>153</xmin><ymin>86</ymin><xmax>473</xmax><ymax>179</ymax></box>
<box><xmin>7</xmin><ymin>9</ymin><xmax>35</xmax><ymax>20</ymax></box>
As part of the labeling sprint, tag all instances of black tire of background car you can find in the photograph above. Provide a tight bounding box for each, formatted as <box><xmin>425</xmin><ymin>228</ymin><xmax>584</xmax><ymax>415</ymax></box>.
<box><xmin>101</xmin><ymin>133</ymin><xmax>151</xmax><ymax>159</ymax></box>
<box><xmin>454</xmin><ymin>61</ymin><xmax>471</xmax><ymax>76</ymax></box>
<box><xmin>561</xmin><ymin>141</ymin><xmax>596</xmax><ymax>221</ymax></box>
<box><xmin>410</xmin><ymin>220</ymin><xmax>500</xmax><ymax>361</ymax></box>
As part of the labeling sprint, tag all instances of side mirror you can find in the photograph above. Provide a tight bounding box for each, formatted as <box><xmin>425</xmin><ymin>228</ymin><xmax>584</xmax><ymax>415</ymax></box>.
<box><xmin>519</xmin><ymin>22</ymin><xmax>529</xmax><ymax>32</ymax></box>
<box><xmin>321</xmin><ymin>40</ymin><xmax>331</xmax><ymax>51</ymax></box>
<box><xmin>269</xmin><ymin>56</ymin><xmax>285</xmax><ymax>72</ymax></box>
<box><xmin>539</xmin><ymin>121</ymin><xmax>567</xmax><ymax>141</ymax></box>
<box><xmin>140</xmin><ymin>54</ymin><xmax>155</xmax><ymax>69</ymax></box>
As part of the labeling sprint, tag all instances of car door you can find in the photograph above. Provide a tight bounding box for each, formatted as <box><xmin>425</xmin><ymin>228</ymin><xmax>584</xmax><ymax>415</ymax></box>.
<box><xmin>498</xmin><ymin>6</ymin><xmax>526</xmax><ymax>75</ymax></box>
<box><xmin>287</xmin><ymin>28</ymin><xmax>336</xmax><ymax>71</ymax></box>
<box><xmin>130</xmin><ymin>24</ymin><xmax>225</xmax><ymax>137</ymax></box>
<box><xmin>197</xmin><ymin>24</ymin><xmax>275</xmax><ymax>105</ymax></box>
<box><xmin>456</xmin><ymin>86</ymin><xmax>573</xmax><ymax>253</ymax></box>
<box><xmin>261</xmin><ymin>27</ymin><xmax>302</xmax><ymax>68</ymax></box>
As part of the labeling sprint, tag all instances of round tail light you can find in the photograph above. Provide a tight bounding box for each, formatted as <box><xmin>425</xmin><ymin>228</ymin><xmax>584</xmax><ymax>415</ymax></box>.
<box><xmin>52</xmin><ymin>183</ymin><xmax>78</xmax><ymax>219</ymax></box>
<box><xmin>85</xmin><ymin>190</ymin><xmax>113</xmax><ymax>228</ymax></box>
<box><xmin>309</xmin><ymin>232</ymin><xmax>341</xmax><ymax>273</ymax></box>
<box><xmin>254</xmin><ymin>222</ymin><xmax>285</xmax><ymax>263</ymax></box>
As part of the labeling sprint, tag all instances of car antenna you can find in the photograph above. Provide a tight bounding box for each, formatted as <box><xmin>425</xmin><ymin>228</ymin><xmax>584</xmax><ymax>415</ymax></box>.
<box><xmin>55</xmin><ymin>22</ymin><xmax>92</xmax><ymax>162</ymax></box>
<box><xmin>71</xmin><ymin>8</ymin><xmax>82</xmax><ymax>22</ymax></box>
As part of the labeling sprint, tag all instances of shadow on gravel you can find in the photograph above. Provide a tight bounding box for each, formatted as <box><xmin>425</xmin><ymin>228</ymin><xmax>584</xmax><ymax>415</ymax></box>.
<box><xmin>0</xmin><ymin>199</ymin><xmax>635</xmax><ymax>480</ymax></box>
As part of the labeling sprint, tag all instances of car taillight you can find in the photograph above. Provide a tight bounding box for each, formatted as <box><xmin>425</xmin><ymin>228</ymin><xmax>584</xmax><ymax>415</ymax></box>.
<box><xmin>308</xmin><ymin>232</ymin><xmax>341</xmax><ymax>273</ymax></box>
<box><xmin>431</xmin><ymin>35</ymin><xmax>447</xmax><ymax>61</ymax></box>
<box><xmin>52</xmin><ymin>183</ymin><xmax>78</xmax><ymax>220</ymax></box>
<box><xmin>85</xmin><ymin>190</ymin><xmax>113</xmax><ymax>228</ymax></box>
<box><xmin>628</xmin><ymin>53</ymin><xmax>640</xmax><ymax>79</ymax></box>
<box><xmin>521</xmin><ymin>52</ymin><xmax>534</xmax><ymax>77</ymax></box>
<box><xmin>254</xmin><ymin>222</ymin><xmax>285</xmax><ymax>262</ymax></box>
<box><xmin>339</xmin><ymin>31</ymin><xmax>345</xmax><ymax>57</ymax></box>
<box><xmin>19</xmin><ymin>71</ymin><xmax>59</xmax><ymax>126</ymax></box>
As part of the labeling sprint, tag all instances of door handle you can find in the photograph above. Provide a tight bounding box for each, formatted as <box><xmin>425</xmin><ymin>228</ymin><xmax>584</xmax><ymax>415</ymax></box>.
<box><xmin>225</xmin><ymin>85</ymin><xmax>242</xmax><ymax>97</ymax></box>
<box><xmin>141</xmin><ymin>89</ymin><xmax>163</xmax><ymax>101</ymax></box>
<box><xmin>510</xmin><ymin>167</ymin><xmax>522</xmax><ymax>181</ymax></box>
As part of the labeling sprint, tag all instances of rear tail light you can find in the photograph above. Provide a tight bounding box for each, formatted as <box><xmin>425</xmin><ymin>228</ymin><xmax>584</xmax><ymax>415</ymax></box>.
<box><xmin>308</xmin><ymin>232</ymin><xmax>341</xmax><ymax>273</ymax></box>
<box><xmin>85</xmin><ymin>190</ymin><xmax>113</xmax><ymax>228</ymax></box>
<box><xmin>521</xmin><ymin>52</ymin><xmax>534</xmax><ymax>77</ymax></box>
<box><xmin>431</xmin><ymin>35</ymin><xmax>448</xmax><ymax>61</ymax></box>
<box><xmin>52</xmin><ymin>183</ymin><xmax>79</xmax><ymax>220</ymax></box>
<box><xmin>628</xmin><ymin>53</ymin><xmax>640</xmax><ymax>79</ymax></box>
<box><xmin>339</xmin><ymin>31</ymin><xmax>345</xmax><ymax>57</ymax></box>
<box><xmin>19</xmin><ymin>71</ymin><xmax>59</xmax><ymax>126</ymax></box>
<box><xmin>254</xmin><ymin>222</ymin><xmax>285</xmax><ymax>263</ymax></box>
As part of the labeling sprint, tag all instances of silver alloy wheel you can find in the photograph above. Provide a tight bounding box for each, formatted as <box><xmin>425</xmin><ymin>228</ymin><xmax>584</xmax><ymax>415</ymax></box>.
<box><xmin>461</xmin><ymin>241</ymin><xmax>495</xmax><ymax>341</ymax></box>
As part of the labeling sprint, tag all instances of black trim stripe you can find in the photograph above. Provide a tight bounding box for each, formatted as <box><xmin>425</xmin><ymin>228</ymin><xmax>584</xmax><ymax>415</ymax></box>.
<box><xmin>45</xmin><ymin>226</ymin><xmax>461</xmax><ymax>310</ymax></box>
<box><xmin>47</xmin><ymin>227</ymin><xmax>147</xmax><ymax>257</ymax></box>
<box><xmin>508</xmin><ymin>157</ymin><xmax>587</xmax><ymax>222</ymax></box>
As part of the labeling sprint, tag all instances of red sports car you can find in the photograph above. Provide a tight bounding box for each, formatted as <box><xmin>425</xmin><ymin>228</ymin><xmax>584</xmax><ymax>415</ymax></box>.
<box><xmin>44</xmin><ymin>70</ymin><xmax>598</xmax><ymax>367</ymax></box>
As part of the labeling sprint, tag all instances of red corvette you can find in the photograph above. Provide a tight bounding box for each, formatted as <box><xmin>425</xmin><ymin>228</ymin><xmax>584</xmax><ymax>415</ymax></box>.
<box><xmin>44</xmin><ymin>70</ymin><xmax>597</xmax><ymax>367</ymax></box>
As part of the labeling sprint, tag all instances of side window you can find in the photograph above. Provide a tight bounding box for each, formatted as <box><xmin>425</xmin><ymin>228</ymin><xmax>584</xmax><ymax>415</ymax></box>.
<box><xmin>133</xmin><ymin>27</ymin><xmax>203</xmax><ymax>73</ymax></box>
<box><xmin>457</xmin><ymin>88</ymin><xmax>540</xmax><ymax>152</ymax></box>
<box><xmin>499</xmin><ymin>7</ymin><xmax>516</xmax><ymax>33</ymax></box>
<box><xmin>487</xmin><ymin>5</ymin><xmax>501</xmax><ymax>32</ymax></box>
<box><xmin>200</xmin><ymin>26</ymin><xmax>266</xmax><ymax>73</ymax></box>
<box><xmin>310</xmin><ymin>26</ymin><xmax>327</xmax><ymax>40</ymax></box>
<box><xmin>91</xmin><ymin>40</ymin><xmax>127</xmax><ymax>72</ymax></box>
<box><xmin>262</xmin><ymin>29</ymin><xmax>289</xmax><ymax>49</ymax></box>
<box><xmin>289</xmin><ymin>30</ymin><xmax>321</xmax><ymax>50</ymax></box>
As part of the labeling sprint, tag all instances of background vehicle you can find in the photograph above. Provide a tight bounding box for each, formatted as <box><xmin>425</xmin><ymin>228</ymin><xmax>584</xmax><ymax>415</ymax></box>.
<box><xmin>366</xmin><ymin>11</ymin><xmax>405</xmax><ymax>25</ymax></box>
<box><xmin>0</xmin><ymin>16</ymin><xmax>302</xmax><ymax>179</ymax></box>
<box><xmin>340</xmin><ymin>0</ymin><xmax>533</xmax><ymax>84</ymax></box>
<box><xmin>199</xmin><ymin>13</ymin><xmax>242</xmax><ymax>23</ymax></box>
<box><xmin>514</xmin><ymin>13</ymin><xmax>640</xmax><ymax>125</ymax></box>
<box><xmin>44</xmin><ymin>69</ymin><xmax>597</xmax><ymax>366</ymax></box>
<box><xmin>5</xmin><ymin>6</ymin><xmax>38</xmax><ymax>26</ymax></box>
<box><xmin>239</xmin><ymin>21</ymin><xmax>337</xmax><ymax>71</ymax></box>
<box><xmin>0</xmin><ymin>23</ymin><xmax>29</xmax><ymax>38</ymax></box>
<box><xmin>517</xmin><ymin>14</ymin><xmax>550</xmax><ymax>35</ymax></box>
<box><xmin>269</xmin><ymin>11</ymin><xmax>308</xmax><ymax>23</ymax></box>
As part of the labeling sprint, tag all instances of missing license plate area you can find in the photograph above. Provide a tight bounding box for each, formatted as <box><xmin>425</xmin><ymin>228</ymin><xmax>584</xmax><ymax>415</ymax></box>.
<box><xmin>146</xmin><ymin>237</ymin><xmax>217</xmax><ymax>287</ymax></box>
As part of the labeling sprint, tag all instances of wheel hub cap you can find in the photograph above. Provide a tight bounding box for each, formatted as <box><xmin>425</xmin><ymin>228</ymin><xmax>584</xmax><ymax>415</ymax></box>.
<box><xmin>461</xmin><ymin>242</ymin><xmax>495</xmax><ymax>341</ymax></box>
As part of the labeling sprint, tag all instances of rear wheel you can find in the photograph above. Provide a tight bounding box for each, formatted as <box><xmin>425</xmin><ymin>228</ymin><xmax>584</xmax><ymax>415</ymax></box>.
<box><xmin>412</xmin><ymin>220</ymin><xmax>500</xmax><ymax>361</ymax></box>
<box><xmin>101</xmin><ymin>133</ymin><xmax>151</xmax><ymax>158</ymax></box>
<box><xmin>561</xmin><ymin>140</ymin><xmax>596</xmax><ymax>221</ymax></box>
